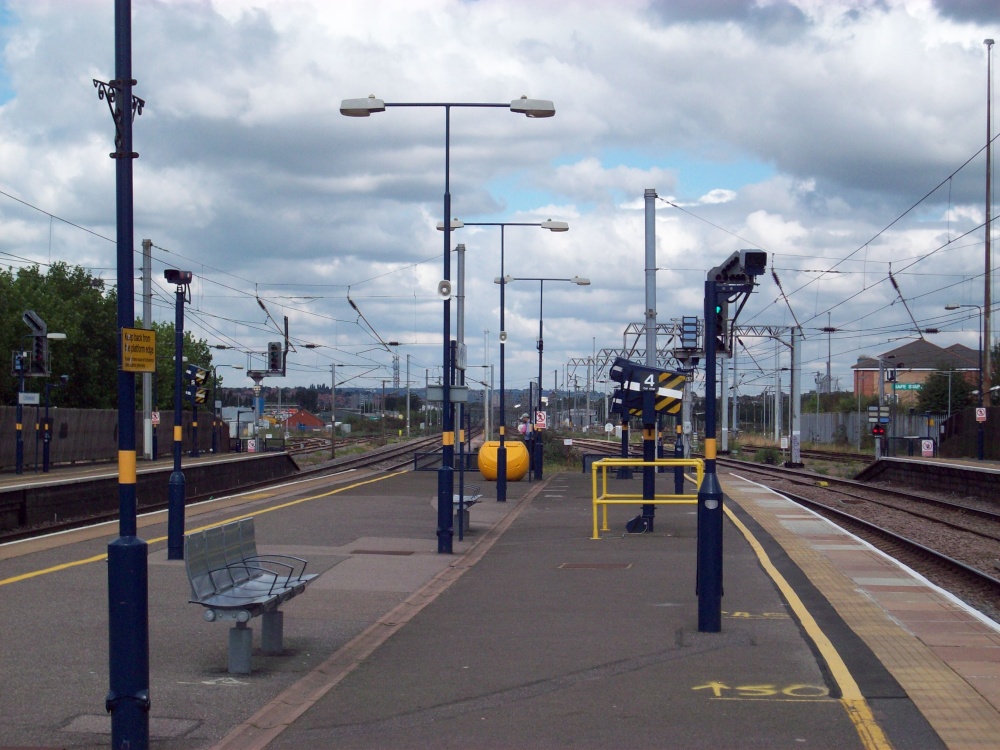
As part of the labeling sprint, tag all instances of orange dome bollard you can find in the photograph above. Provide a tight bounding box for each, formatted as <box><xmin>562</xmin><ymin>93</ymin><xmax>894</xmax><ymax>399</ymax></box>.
<box><xmin>477</xmin><ymin>440</ymin><xmax>530</xmax><ymax>481</ymax></box>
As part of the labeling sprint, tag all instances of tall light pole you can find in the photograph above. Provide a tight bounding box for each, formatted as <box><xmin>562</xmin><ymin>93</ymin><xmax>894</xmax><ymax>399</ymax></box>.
<box><xmin>94</xmin><ymin>2</ymin><xmax>149</xmax><ymax>743</ymax></box>
<box><xmin>447</xmin><ymin>219</ymin><xmax>569</xmax><ymax>499</ymax></box>
<box><xmin>341</xmin><ymin>94</ymin><xmax>555</xmax><ymax>551</ymax></box>
<box><xmin>945</xmin><ymin>302</ymin><xmax>985</xmax><ymax>459</ymax></box>
<box><xmin>500</xmin><ymin>274</ymin><xmax>590</xmax><ymax>479</ymax></box>
<box><xmin>985</xmin><ymin>39</ymin><xmax>994</xmax><ymax>404</ymax></box>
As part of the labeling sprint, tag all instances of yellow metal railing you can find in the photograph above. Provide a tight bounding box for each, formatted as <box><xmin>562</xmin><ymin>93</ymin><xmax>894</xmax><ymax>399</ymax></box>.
<box><xmin>590</xmin><ymin>458</ymin><xmax>704</xmax><ymax>539</ymax></box>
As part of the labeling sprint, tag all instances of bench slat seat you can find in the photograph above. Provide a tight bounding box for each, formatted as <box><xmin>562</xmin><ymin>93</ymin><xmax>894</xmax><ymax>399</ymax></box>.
<box><xmin>184</xmin><ymin>517</ymin><xmax>317</xmax><ymax>674</ymax></box>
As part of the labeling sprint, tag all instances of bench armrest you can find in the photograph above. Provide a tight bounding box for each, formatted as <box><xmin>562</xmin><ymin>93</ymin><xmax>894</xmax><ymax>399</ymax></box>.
<box><xmin>209</xmin><ymin>561</ymin><xmax>292</xmax><ymax>597</ymax></box>
<box><xmin>244</xmin><ymin>554</ymin><xmax>310</xmax><ymax>581</ymax></box>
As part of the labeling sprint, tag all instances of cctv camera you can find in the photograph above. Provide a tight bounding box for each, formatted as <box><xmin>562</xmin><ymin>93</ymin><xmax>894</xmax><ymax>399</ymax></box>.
<box><xmin>164</xmin><ymin>269</ymin><xmax>193</xmax><ymax>285</ymax></box>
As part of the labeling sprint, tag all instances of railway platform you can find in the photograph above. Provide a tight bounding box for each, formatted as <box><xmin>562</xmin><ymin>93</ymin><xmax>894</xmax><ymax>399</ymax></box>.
<box><xmin>0</xmin><ymin>464</ymin><xmax>997</xmax><ymax>749</ymax></box>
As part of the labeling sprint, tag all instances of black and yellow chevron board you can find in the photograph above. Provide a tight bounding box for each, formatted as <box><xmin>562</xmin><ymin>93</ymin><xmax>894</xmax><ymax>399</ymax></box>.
<box><xmin>622</xmin><ymin>371</ymin><xmax>686</xmax><ymax>415</ymax></box>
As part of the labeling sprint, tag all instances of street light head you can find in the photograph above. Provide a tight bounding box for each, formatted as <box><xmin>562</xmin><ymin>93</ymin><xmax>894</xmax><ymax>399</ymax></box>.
<box><xmin>494</xmin><ymin>275</ymin><xmax>513</xmax><ymax>285</ymax></box>
<box><xmin>340</xmin><ymin>95</ymin><xmax>386</xmax><ymax>117</ymax></box>
<box><xmin>510</xmin><ymin>96</ymin><xmax>555</xmax><ymax>118</ymax></box>
<box><xmin>541</xmin><ymin>219</ymin><xmax>569</xmax><ymax>232</ymax></box>
<box><xmin>46</xmin><ymin>332</ymin><xmax>67</xmax><ymax>340</ymax></box>
<box><xmin>944</xmin><ymin>303</ymin><xmax>961</xmax><ymax>310</ymax></box>
<box><xmin>436</xmin><ymin>218</ymin><xmax>465</xmax><ymax>230</ymax></box>
<box><xmin>571</xmin><ymin>276</ymin><xmax>591</xmax><ymax>286</ymax></box>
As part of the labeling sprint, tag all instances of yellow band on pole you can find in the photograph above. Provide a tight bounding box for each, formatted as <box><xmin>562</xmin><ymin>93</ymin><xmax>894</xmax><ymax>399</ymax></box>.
<box><xmin>174</xmin><ymin>425</ymin><xmax>182</xmax><ymax>441</ymax></box>
<box><xmin>643</xmin><ymin>428</ymin><xmax>655</xmax><ymax>440</ymax></box>
<box><xmin>16</xmin><ymin>423</ymin><xmax>22</xmax><ymax>431</ymax></box>
<box><xmin>192</xmin><ymin>421</ymin><xmax>198</xmax><ymax>428</ymax></box>
<box><xmin>705</xmin><ymin>438</ymin><xmax>717</xmax><ymax>460</ymax></box>
<box><xmin>442</xmin><ymin>431</ymin><xmax>455</xmax><ymax>446</ymax></box>
<box><xmin>499</xmin><ymin>426</ymin><xmax>505</xmax><ymax>435</ymax></box>
<box><xmin>119</xmin><ymin>450</ymin><xmax>137</xmax><ymax>484</ymax></box>
<box><xmin>459</xmin><ymin>429</ymin><xmax>465</xmax><ymax>442</ymax></box>
<box><xmin>676</xmin><ymin>424</ymin><xmax>682</xmax><ymax>435</ymax></box>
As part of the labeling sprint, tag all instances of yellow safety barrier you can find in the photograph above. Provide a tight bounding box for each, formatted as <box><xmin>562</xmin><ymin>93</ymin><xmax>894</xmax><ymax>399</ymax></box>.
<box><xmin>590</xmin><ymin>458</ymin><xmax>704</xmax><ymax>539</ymax></box>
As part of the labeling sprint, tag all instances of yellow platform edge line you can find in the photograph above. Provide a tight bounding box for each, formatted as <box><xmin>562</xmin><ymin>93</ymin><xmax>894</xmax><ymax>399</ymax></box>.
<box><xmin>723</xmin><ymin>504</ymin><xmax>893</xmax><ymax>750</ymax></box>
<box><xmin>0</xmin><ymin>471</ymin><xmax>404</xmax><ymax>589</ymax></box>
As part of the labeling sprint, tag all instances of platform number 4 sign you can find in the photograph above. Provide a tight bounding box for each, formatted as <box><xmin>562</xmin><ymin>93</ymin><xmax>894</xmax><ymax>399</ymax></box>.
<box><xmin>642</xmin><ymin>374</ymin><xmax>657</xmax><ymax>391</ymax></box>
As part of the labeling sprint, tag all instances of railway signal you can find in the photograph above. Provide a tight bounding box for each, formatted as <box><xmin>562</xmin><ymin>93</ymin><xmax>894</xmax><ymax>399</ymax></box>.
<box><xmin>267</xmin><ymin>342</ymin><xmax>283</xmax><ymax>373</ymax></box>
<box><xmin>185</xmin><ymin>365</ymin><xmax>209</xmax><ymax>404</ymax></box>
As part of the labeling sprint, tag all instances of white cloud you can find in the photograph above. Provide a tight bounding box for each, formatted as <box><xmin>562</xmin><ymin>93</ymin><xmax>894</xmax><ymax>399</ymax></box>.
<box><xmin>0</xmin><ymin>0</ymin><xmax>994</xmax><ymax>394</ymax></box>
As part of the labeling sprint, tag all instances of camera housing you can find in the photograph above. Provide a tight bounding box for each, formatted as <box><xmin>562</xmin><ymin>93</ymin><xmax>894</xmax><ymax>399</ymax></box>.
<box><xmin>164</xmin><ymin>269</ymin><xmax>193</xmax><ymax>285</ymax></box>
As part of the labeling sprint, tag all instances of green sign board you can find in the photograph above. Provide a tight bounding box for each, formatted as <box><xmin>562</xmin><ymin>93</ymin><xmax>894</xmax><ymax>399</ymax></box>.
<box><xmin>893</xmin><ymin>383</ymin><xmax>921</xmax><ymax>391</ymax></box>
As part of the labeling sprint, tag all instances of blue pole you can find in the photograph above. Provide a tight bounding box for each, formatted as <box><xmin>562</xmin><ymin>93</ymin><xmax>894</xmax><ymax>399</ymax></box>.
<box><xmin>105</xmin><ymin>1</ymin><xmax>150</xmax><ymax>745</ymax></box>
<box><xmin>167</xmin><ymin>287</ymin><xmax>186</xmax><ymax>559</ymax></box>
<box><xmin>641</xmin><ymin>388</ymin><xmax>656</xmax><ymax>530</ymax></box>
<box><xmin>673</xmin><ymin>421</ymin><xmax>684</xmax><ymax>495</ymax></box>
<box><xmin>437</xmin><ymin>106</ymin><xmax>454</xmax><ymax>553</ymax></box>
<box><xmin>697</xmin><ymin>278</ymin><xmax>723</xmax><ymax>632</ymax></box>
<box><xmin>497</xmin><ymin>228</ymin><xmax>508</xmax><ymax>501</ymax></box>
<box><xmin>15</xmin><ymin>359</ymin><xmax>24</xmax><ymax>475</ymax></box>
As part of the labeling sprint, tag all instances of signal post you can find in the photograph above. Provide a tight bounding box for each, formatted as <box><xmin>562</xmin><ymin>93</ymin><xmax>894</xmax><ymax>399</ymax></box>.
<box><xmin>697</xmin><ymin>250</ymin><xmax>767</xmax><ymax>633</ymax></box>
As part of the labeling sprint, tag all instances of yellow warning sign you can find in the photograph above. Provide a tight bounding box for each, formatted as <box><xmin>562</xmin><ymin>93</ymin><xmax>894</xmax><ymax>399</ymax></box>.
<box><xmin>121</xmin><ymin>327</ymin><xmax>157</xmax><ymax>373</ymax></box>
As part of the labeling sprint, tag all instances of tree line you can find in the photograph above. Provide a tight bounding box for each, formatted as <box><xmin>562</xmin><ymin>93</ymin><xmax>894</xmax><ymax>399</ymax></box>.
<box><xmin>2</xmin><ymin>263</ymin><xmax>216</xmax><ymax>409</ymax></box>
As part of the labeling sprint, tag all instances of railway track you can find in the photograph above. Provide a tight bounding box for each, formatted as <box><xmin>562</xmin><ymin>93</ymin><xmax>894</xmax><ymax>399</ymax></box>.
<box><xmin>0</xmin><ymin>434</ymin><xmax>445</xmax><ymax>545</ymax></box>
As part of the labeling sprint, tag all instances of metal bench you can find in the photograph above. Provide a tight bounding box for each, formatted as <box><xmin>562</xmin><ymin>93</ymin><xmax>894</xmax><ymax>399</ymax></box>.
<box><xmin>184</xmin><ymin>517</ymin><xmax>317</xmax><ymax>674</ymax></box>
<box><xmin>453</xmin><ymin>484</ymin><xmax>482</xmax><ymax>528</ymax></box>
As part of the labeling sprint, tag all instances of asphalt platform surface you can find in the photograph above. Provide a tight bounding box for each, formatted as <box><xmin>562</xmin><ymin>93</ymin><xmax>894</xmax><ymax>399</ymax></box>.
<box><xmin>0</xmin><ymin>464</ymin><xmax>958</xmax><ymax>749</ymax></box>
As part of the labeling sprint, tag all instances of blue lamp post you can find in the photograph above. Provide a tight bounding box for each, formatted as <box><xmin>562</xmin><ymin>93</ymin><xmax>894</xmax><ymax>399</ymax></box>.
<box><xmin>447</xmin><ymin>220</ymin><xmax>569</xmax><ymax>499</ymax></box>
<box><xmin>341</xmin><ymin>95</ymin><xmax>556</xmax><ymax>548</ymax></box>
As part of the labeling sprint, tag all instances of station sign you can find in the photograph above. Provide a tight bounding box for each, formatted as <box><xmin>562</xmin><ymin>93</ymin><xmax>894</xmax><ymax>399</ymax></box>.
<box><xmin>18</xmin><ymin>392</ymin><xmax>40</xmax><ymax>405</ymax></box>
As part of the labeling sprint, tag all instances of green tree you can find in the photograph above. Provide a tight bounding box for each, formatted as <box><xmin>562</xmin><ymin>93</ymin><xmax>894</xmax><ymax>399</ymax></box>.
<box><xmin>1</xmin><ymin>263</ymin><xmax>118</xmax><ymax>408</ymax></box>
<box><xmin>916</xmin><ymin>367</ymin><xmax>975</xmax><ymax>414</ymax></box>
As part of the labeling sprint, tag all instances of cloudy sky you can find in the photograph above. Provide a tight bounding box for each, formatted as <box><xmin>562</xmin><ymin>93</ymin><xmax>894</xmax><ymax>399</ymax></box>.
<box><xmin>0</xmin><ymin>0</ymin><xmax>996</xmax><ymax>401</ymax></box>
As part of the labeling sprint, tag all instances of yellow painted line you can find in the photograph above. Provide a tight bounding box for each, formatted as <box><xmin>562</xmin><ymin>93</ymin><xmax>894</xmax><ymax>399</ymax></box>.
<box><xmin>0</xmin><ymin>552</ymin><xmax>109</xmax><ymax>586</ymax></box>
<box><xmin>723</xmin><ymin>505</ymin><xmax>893</xmax><ymax>750</ymax></box>
<box><xmin>0</xmin><ymin>471</ymin><xmax>404</xmax><ymax>588</ymax></box>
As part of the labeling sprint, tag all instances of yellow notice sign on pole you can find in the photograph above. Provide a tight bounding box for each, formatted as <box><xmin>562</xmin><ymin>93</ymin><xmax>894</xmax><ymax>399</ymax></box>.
<box><xmin>121</xmin><ymin>327</ymin><xmax>157</xmax><ymax>373</ymax></box>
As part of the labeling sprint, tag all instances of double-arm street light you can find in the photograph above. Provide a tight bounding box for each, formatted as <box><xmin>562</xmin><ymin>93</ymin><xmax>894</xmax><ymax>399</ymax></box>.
<box><xmin>499</xmin><ymin>275</ymin><xmax>590</xmax><ymax>479</ymax></box>
<box><xmin>447</xmin><ymin>219</ymin><xmax>569</xmax><ymax>500</ymax></box>
<box><xmin>945</xmin><ymin>302</ymin><xmax>985</xmax><ymax>460</ymax></box>
<box><xmin>341</xmin><ymin>94</ymin><xmax>556</xmax><ymax>552</ymax></box>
